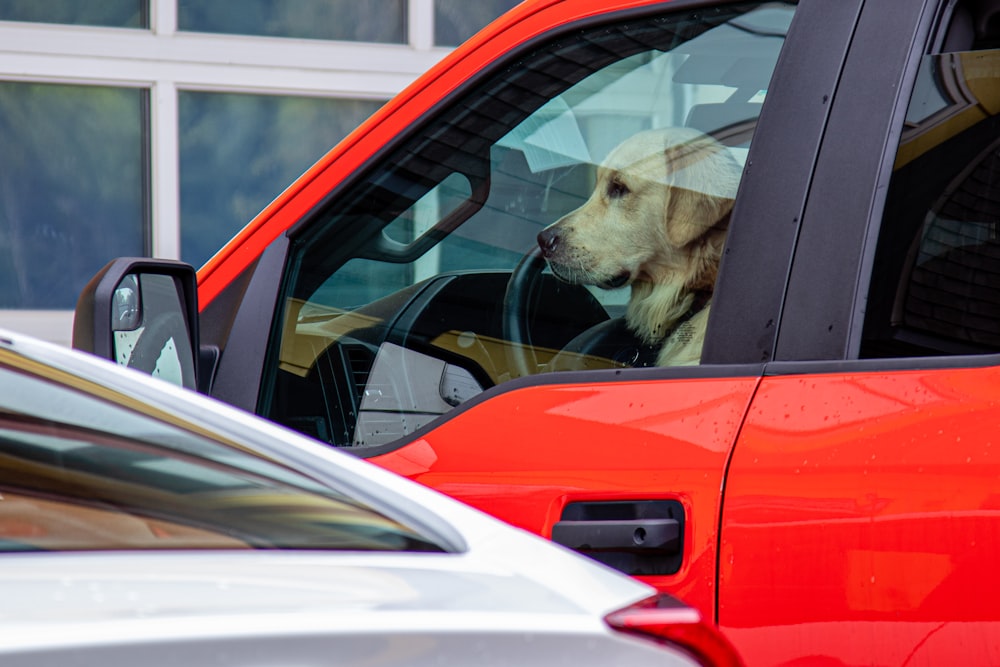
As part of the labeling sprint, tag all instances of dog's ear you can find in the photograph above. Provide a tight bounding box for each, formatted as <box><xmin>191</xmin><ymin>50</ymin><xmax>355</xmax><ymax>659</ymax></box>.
<box><xmin>661</xmin><ymin>137</ymin><xmax>736</xmax><ymax>247</ymax></box>
<box><xmin>664</xmin><ymin>187</ymin><xmax>734</xmax><ymax>248</ymax></box>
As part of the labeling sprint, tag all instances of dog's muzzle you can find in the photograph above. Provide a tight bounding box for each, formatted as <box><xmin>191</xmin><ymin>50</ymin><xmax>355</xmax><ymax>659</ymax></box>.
<box><xmin>537</xmin><ymin>227</ymin><xmax>631</xmax><ymax>289</ymax></box>
<box><xmin>537</xmin><ymin>227</ymin><xmax>576</xmax><ymax>283</ymax></box>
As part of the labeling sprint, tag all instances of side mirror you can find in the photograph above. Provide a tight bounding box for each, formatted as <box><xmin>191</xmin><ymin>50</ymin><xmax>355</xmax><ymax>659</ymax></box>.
<box><xmin>74</xmin><ymin>258</ymin><xmax>200</xmax><ymax>391</ymax></box>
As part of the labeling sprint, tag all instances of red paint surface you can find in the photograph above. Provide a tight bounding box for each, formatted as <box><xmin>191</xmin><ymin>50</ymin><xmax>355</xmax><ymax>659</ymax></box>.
<box><xmin>372</xmin><ymin>375</ymin><xmax>759</xmax><ymax>617</ymax></box>
<box><xmin>720</xmin><ymin>367</ymin><xmax>1000</xmax><ymax>665</ymax></box>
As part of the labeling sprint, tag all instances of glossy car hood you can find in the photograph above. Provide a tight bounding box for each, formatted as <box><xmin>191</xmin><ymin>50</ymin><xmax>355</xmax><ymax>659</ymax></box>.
<box><xmin>3</xmin><ymin>551</ymin><xmax>596</xmax><ymax>623</ymax></box>
<box><xmin>0</xmin><ymin>551</ymin><xmax>699</xmax><ymax>667</ymax></box>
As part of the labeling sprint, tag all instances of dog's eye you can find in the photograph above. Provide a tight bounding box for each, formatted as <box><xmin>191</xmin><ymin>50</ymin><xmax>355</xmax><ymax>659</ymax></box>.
<box><xmin>607</xmin><ymin>179</ymin><xmax>630</xmax><ymax>200</ymax></box>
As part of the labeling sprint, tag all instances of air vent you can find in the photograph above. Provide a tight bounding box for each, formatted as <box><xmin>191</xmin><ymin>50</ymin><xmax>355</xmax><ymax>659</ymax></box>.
<box><xmin>343</xmin><ymin>344</ymin><xmax>374</xmax><ymax>403</ymax></box>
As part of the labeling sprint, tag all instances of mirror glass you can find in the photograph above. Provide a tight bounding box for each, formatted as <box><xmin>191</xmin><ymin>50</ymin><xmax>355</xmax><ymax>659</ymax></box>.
<box><xmin>111</xmin><ymin>273</ymin><xmax>197</xmax><ymax>389</ymax></box>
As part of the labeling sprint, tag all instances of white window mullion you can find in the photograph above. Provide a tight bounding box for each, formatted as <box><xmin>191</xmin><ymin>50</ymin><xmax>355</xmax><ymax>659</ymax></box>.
<box><xmin>409</xmin><ymin>0</ymin><xmax>434</xmax><ymax>50</ymax></box>
<box><xmin>151</xmin><ymin>80</ymin><xmax>180</xmax><ymax>260</ymax></box>
<box><xmin>151</xmin><ymin>0</ymin><xmax>176</xmax><ymax>36</ymax></box>
<box><xmin>150</xmin><ymin>0</ymin><xmax>178</xmax><ymax>260</ymax></box>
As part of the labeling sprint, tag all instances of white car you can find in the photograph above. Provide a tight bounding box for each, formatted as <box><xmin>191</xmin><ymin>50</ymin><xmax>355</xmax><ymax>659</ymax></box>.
<box><xmin>0</xmin><ymin>329</ymin><xmax>740</xmax><ymax>667</ymax></box>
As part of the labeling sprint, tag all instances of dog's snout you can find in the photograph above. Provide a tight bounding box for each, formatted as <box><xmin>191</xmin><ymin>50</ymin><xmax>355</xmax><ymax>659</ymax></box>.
<box><xmin>537</xmin><ymin>228</ymin><xmax>560</xmax><ymax>257</ymax></box>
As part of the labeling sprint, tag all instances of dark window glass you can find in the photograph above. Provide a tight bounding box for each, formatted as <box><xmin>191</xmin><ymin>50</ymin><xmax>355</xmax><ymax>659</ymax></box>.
<box><xmin>177</xmin><ymin>0</ymin><xmax>405</xmax><ymax>43</ymax></box>
<box><xmin>0</xmin><ymin>81</ymin><xmax>148</xmax><ymax>309</ymax></box>
<box><xmin>434</xmin><ymin>0</ymin><xmax>521</xmax><ymax>46</ymax></box>
<box><xmin>0</xmin><ymin>362</ymin><xmax>443</xmax><ymax>553</ymax></box>
<box><xmin>0</xmin><ymin>1</ymin><xmax>147</xmax><ymax>28</ymax></box>
<box><xmin>178</xmin><ymin>92</ymin><xmax>383</xmax><ymax>268</ymax></box>
<box><xmin>262</xmin><ymin>3</ymin><xmax>795</xmax><ymax>448</ymax></box>
<box><xmin>862</xmin><ymin>3</ymin><xmax>1000</xmax><ymax>358</ymax></box>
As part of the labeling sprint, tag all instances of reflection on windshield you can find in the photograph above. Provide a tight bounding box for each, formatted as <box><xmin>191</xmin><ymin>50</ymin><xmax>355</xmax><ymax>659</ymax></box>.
<box><xmin>0</xmin><ymin>363</ymin><xmax>443</xmax><ymax>553</ymax></box>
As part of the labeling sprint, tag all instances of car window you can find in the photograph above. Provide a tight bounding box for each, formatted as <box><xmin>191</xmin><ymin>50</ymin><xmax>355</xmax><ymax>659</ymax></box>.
<box><xmin>0</xmin><ymin>358</ymin><xmax>444</xmax><ymax>553</ymax></box>
<box><xmin>862</xmin><ymin>2</ymin><xmax>1000</xmax><ymax>358</ymax></box>
<box><xmin>262</xmin><ymin>2</ymin><xmax>796</xmax><ymax>447</ymax></box>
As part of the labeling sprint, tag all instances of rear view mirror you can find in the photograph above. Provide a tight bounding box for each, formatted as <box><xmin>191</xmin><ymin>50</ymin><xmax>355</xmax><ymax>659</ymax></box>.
<box><xmin>74</xmin><ymin>258</ymin><xmax>200</xmax><ymax>390</ymax></box>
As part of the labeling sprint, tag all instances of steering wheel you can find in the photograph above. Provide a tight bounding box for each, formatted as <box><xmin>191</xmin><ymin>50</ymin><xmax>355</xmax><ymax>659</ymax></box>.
<box><xmin>502</xmin><ymin>247</ymin><xmax>654</xmax><ymax>377</ymax></box>
<box><xmin>502</xmin><ymin>246</ymin><xmax>546</xmax><ymax>378</ymax></box>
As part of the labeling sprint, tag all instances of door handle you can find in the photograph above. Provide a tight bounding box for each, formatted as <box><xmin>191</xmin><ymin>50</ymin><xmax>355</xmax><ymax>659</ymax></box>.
<box><xmin>551</xmin><ymin>518</ymin><xmax>680</xmax><ymax>554</ymax></box>
<box><xmin>551</xmin><ymin>500</ymin><xmax>685</xmax><ymax>576</ymax></box>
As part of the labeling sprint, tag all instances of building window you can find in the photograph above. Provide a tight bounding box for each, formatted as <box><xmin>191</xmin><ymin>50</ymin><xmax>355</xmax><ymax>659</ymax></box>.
<box><xmin>178</xmin><ymin>91</ymin><xmax>384</xmax><ymax>268</ymax></box>
<box><xmin>177</xmin><ymin>0</ymin><xmax>406</xmax><ymax>43</ymax></box>
<box><xmin>434</xmin><ymin>0</ymin><xmax>520</xmax><ymax>46</ymax></box>
<box><xmin>0</xmin><ymin>1</ymin><xmax>148</xmax><ymax>28</ymax></box>
<box><xmin>0</xmin><ymin>0</ymin><xmax>510</xmax><ymax>343</ymax></box>
<box><xmin>0</xmin><ymin>81</ymin><xmax>149</xmax><ymax>309</ymax></box>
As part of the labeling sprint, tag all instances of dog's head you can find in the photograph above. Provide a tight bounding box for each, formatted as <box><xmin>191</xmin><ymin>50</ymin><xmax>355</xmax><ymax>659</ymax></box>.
<box><xmin>537</xmin><ymin>127</ymin><xmax>741</xmax><ymax>292</ymax></box>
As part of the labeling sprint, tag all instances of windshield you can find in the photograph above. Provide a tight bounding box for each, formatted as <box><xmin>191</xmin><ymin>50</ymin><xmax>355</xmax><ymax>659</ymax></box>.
<box><xmin>0</xmin><ymin>351</ymin><xmax>443</xmax><ymax>553</ymax></box>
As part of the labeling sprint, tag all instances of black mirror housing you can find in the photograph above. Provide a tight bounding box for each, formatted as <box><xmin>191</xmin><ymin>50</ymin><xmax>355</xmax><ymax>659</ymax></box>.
<box><xmin>74</xmin><ymin>258</ymin><xmax>201</xmax><ymax>391</ymax></box>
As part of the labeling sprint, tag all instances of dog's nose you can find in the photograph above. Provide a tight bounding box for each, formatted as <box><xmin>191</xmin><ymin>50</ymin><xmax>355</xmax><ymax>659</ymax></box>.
<box><xmin>537</xmin><ymin>228</ymin><xmax>560</xmax><ymax>257</ymax></box>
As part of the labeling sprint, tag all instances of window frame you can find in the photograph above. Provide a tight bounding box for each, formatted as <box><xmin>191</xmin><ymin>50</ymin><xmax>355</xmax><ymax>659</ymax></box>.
<box><xmin>772</xmin><ymin>0</ymin><xmax>958</xmax><ymax>366</ymax></box>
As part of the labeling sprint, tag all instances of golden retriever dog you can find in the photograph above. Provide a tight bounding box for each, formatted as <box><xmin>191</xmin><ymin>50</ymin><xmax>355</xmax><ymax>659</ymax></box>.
<box><xmin>537</xmin><ymin>127</ymin><xmax>742</xmax><ymax>366</ymax></box>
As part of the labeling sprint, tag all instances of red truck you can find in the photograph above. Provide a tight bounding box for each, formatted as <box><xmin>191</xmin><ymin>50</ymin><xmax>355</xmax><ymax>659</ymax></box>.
<box><xmin>75</xmin><ymin>0</ymin><xmax>1000</xmax><ymax>664</ymax></box>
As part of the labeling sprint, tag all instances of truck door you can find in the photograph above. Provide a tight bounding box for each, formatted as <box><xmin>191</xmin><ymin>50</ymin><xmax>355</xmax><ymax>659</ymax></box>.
<box><xmin>721</xmin><ymin>1</ymin><xmax>1000</xmax><ymax>664</ymax></box>
<box><xmin>197</xmin><ymin>0</ymin><xmax>855</xmax><ymax>618</ymax></box>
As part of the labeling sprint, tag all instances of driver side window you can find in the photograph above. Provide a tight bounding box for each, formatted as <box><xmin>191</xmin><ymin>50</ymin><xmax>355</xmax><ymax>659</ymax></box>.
<box><xmin>263</xmin><ymin>2</ymin><xmax>795</xmax><ymax>447</ymax></box>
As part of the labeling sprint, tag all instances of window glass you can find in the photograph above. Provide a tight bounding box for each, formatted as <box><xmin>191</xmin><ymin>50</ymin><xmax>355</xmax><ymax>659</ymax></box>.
<box><xmin>263</xmin><ymin>3</ymin><xmax>795</xmax><ymax>448</ymax></box>
<box><xmin>0</xmin><ymin>0</ymin><xmax>147</xmax><ymax>28</ymax></box>
<box><xmin>177</xmin><ymin>0</ymin><xmax>405</xmax><ymax>43</ymax></box>
<box><xmin>434</xmin><ymin>0</ymin><xmax>521</xmax><ymax>46</ymax></box>
<box><xmin>0</xmin><ymin>360</ymin><xmax>443</xmax><ymax>553</ymax></box>
<box><xmin>179</xmin><ymin>92</ymin><xmax>384</xmax><ymax>268</ymax></box>
<box><xmin>862</xmin><ymin>5</ymin><xmax>1000</xmax><ymax>358</ymax></box>
<box><xmin>0</xmin><ymin>81</ymin><xmax>148</xmax><ymax>309</ymax></box>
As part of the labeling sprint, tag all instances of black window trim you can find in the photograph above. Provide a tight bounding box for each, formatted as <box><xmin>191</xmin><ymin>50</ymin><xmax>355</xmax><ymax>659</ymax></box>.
<box><xmin>703</xmin><ymin>0</ymin><xmax>865</xmax><ymax>364</ymax></box>
<box><xmin>774</xmin><ymin>0</ymin><xmax>941</xmax><ymax>364</ymax></box>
